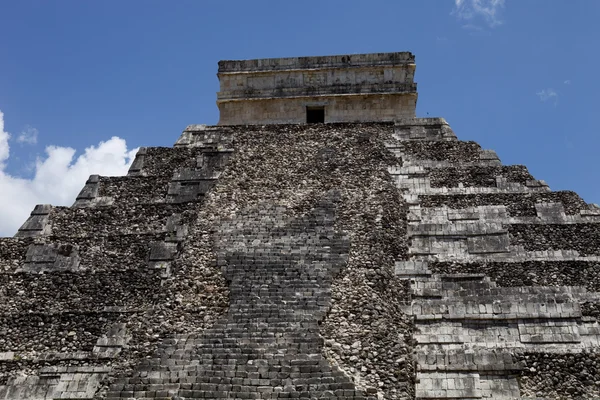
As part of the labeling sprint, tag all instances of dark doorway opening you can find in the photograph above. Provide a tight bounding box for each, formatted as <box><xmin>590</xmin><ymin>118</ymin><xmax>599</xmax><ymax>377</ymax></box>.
<box><xmin>306</xmin><ymin>106</ymin><xmax>325</xmax><ymax>124</ymax></box>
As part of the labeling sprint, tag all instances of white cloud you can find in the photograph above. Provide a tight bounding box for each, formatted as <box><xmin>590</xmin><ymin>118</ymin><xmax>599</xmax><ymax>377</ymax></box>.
<box><xmin>564</xmin><ymin>80</ymin><xmax>571</xmax><ymax>85</ymax></box>
<box><xmin>16</xmin><ymin>125</ymin><xmax>38</xmax><ymax>145</ymax></box>
<box><xmin>0</xmin><ymin>111</ymin><xmax>10</xmax><ymax>166</ymax></box>
<box><xmin>536</xmin><ymin>88</ymin><xmax>559</xmax><ymax>105</ymax></box>
<box><xmin>0</xmin><ymin>110</ymin><xmax>138</xmax><ymax>236</ymax></box>
<box><xmin>453</xmin><ymin>0</ymin><xmax>505</xmax><ymax>28</ymax></box>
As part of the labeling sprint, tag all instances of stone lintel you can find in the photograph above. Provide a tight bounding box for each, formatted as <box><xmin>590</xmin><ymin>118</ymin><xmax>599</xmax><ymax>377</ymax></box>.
<box><xmin>218</xmin><ymin>52</ymin><xmax>415</xmax><ymax>73</ymax></box>
<box><xmin>217</xmin><ymin>89</ymin><xmax>417</xmax><ymax>103</ymax></box>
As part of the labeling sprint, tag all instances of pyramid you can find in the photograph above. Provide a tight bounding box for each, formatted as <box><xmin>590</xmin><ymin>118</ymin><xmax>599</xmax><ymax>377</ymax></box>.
<box><xmin>1</xmin><ymin>52</ymin><xmax>600</xmax><ymax>399</ymax></box>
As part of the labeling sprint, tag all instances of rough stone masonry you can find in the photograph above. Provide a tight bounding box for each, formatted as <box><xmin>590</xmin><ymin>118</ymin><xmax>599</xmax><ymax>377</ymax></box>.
<box><xmin>1</xmin><ymin>52</ymin><xmax>600</xmax><ymax>399</ymax></box>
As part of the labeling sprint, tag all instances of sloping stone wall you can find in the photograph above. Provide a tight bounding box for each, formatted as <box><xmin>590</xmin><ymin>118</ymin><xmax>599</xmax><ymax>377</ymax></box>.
<box><xmin>388</xmin><ymin>118</ymin><xmax>600</xmax><ymax>399</ymax></box>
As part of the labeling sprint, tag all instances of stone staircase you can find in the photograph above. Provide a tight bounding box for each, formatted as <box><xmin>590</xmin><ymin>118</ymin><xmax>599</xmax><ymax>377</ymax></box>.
<box><xmin>104</xmin><ymin>197</ymin><xmax>375</xmax><ymax>400</ymax></box>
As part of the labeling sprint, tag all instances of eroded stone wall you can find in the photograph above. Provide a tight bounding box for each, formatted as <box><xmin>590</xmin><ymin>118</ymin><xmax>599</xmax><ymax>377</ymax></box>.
<box><xmin>205</xmin><ymin>124</ymin><xmax>414</xmax><ymax>399</ymax></box>
<box><xmin>389</xmin><ymin>118</ymin><xmax>600</xmax><ymax>399</ymax></box>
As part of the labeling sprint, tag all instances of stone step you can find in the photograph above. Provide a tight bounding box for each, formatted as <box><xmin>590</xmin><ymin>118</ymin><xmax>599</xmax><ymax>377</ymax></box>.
<box><xmin>47</xmin><ymin>202</ymin><xmax>193</xmax><ymax>237</ymax></box>
<box><xmin>415</xmin><ymin>349</ymin><xmax>522</xmax><ymax>373</ymax></box>
<box><xmin>412</xmin><ymin>300</ymin><xmax>581</xmax><ymax>321</ymax></box>
<box><xmin>426</xmin><ymin>165</ymin><xmax>533</xmax><ymax>187</ymax></box>
<box><xmin>438</xmin><ymin>273</ymin><xmax>487</xmax><ymax>281</ymax></box>
<box><xmin>410</xmin><ymin>279</ymin><xmax>497</xmax><ymax>298</ymax></box>
<box><xmin>417</xmin><ymin>191</ymin><xmax>589</xmax><ymax>219</ymax></box>
<box><xmin>447</xmin><ymin>285</ymin><xmax>587</xmax><ymax>298</ymax></box>
<box><xmin>7</xmin><ymin>233</ymin><xmax>161</xmax><ymax>273</ymax></box>
<box><xmin>408</xmin><ymin>222</ymin><xmax>507</xmax><ymax>237</ymax></box>
<box><xmin>126</xmin><ymin>146</ymin><xmax>217</xmax><ymax>178</ymax></box>
<box><xmin>410</xmin><ymin>233</ymin><xmax>511</xmax><ymax>256</ymax></box>
<box><xmin>416</xmin><ymin>371</ymin><xmax>522</xmax><ymax>399</ymax></box>
<box><xmin>412</xmin><ymin>282</ymin><xmax>583</xmax><ymax>298</ymax></box>
<box><xmin>414</xmin><ymin>320</ymin><xmax>585</xmax><ymax>346</ymax></box>
<box><xmin>395</xmin><ymin>179</ymin><xmax>549</xmax><ymax>196</ymax></box>
<box><xmin>14</xmin><ymin>204</ymin><xmax>54</xmax><ymax>238</ymax></box>
<box><xmin>397</xmin><ymin>140</ymin><xmax>488</xmax><ymax>164</ymax></box>
<box><xmin>423</xmin><ymin>259</ymin><xmax>600</xmax><ymax>288</ymax></box>
<box><xmin>393</xmin><ymin>118</ymin><xmax>457</xmax><ymax>141</ymax></box>
<box><xmin>174</xmin><ymin>125</ymin><xmax>235</xmax><ymax>149</ymax></box>
<box><xmin>509</xmin><ymin>223</ymin><xmax>600</xmax><ymax>257</ymax></box>
<box><xmin>415</xmin><ymin>372</ymin><xmax>482</xmax><ymax>399</ymax></box>
<box><xmin>75</xmin><ymin>175</ymin><xmax>171</xmax><ymax>207</ymax></box>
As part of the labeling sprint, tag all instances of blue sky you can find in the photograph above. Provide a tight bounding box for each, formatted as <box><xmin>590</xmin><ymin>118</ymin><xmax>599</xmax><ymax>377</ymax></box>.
<box><xmin>0</xmin><ymin>1</ymin><xmax>599</xmax><ymax>235</ymax></box>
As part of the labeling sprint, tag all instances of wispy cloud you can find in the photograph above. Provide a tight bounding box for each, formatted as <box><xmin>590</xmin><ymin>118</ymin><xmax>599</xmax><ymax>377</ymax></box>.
<box><xmin>537</xmin><ymin>88</ymin><xmax>559</xmax><ymax>106</ymax></box>
<box><xmin>452</xmin><ymin>0</ymin><xmax>505</xmax><ymax>29</ymax></box>
<box><xmin>564</xmin><ymin>80</ymin><xmax>571</xmax><ymax>85</ymax></box>
<box><xmin>0</xmin><ymin>111</ymin><xmax>10</xmax><ymax>167</ymax></box>
<box><xmin>16</xmin><ymin>125</ymin><xmax>38</xmax><ymax>145</ymax></box>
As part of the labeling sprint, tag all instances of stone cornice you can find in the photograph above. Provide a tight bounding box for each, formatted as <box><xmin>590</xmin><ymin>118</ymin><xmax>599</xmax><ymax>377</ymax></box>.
<box><xmin>218</xmin><ymin>52</ymin><xmax>415</xmax><ymax>73</ymax></box>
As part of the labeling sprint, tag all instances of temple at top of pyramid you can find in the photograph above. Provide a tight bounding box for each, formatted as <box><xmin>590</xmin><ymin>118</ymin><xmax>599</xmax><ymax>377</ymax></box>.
<box><xmin>2</xmin><ymin>52</ymin><xmax>600</xmax><ymax>400</ymax></box>
<box><xmin>216</xmin><ymin>52</ymin><xmax>417</xmax><ymax>125</ymax></box>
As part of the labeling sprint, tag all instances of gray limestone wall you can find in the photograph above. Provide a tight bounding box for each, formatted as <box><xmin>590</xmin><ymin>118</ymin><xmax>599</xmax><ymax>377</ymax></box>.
<box><xmin>389</xmin><ymin>118</ymin><xmax>600</xmax><ymax>399</ymax></box>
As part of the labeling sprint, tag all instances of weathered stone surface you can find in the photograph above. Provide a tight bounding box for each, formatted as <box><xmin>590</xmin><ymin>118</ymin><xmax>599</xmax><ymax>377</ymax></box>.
<box><xmin>217</xmin><ymin>53</ymin><xmax>417</xmax><ymax>125</ymax></box>
<box><xmin>0</xmin><ymin>134</ymin><xmax>233</xmax><ymax>398</ymax></box>
<box><xmin>429</xmin><ymin>165</ymin><xmax>533</xmax><ymax>188</ymax></box>
<box><xmin>203</xmin><ymin>123</ymin><xmax>413</xmax><ymax>399</ymax></box>
<box><xmin>399</xmin><ymin>140</ymin><xmax>484</xmax><ymax>163</ymax></box>
<box><xmin>2</xmin><ymin>52</ymin><xmax>600</xmax><ymax>399</ymax></box>
<box><xmin>389</xmin><ymin>118</ymin><xmax>600</xmax><ymax>399</ymax></box>
<box><xmin>420</xmin><ymin>191</ymin><xmax>590</xmax><ymax>217</ymax></box>
<box><xmin>510</xmin><ymin>223</ymin><xmax>600</xmax><ymax>256</ymax></box>
<box><xmin>14</xmin><ymin>204</ymin><xmax>52</xmax><ymax>237</ymax></box>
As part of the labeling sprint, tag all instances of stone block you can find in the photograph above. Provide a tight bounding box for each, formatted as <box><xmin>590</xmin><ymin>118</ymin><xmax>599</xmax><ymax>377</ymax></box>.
<box><xmin>15</xmin><ymin>204</ymin><xmax>52</xmax><ymax>237</ymax></box>
<box><xmin>467</xmin><ymin>233</ymin><xmax>509</xmax><ymax>254</ymax></box>
<box><xmin>535</xmin><ymin>202</ymin><xmax>567</xmax><ymax>222</ymax></box>
<box><xmin>127</xmin><ymin>147</ymin><xmax>147</xmax><ymax>176</ymax></box>
<box><xmin>19</xmin><ymin>242</ymin><xmax>80</xmax><ymax>272</ymax></box>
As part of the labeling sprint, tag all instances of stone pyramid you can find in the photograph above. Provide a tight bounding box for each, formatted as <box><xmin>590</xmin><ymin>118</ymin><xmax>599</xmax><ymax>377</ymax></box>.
<box><xmin>1</xmin><ymin>52</ymin><xmax>600</xmax><ymax>400</ymax></box>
